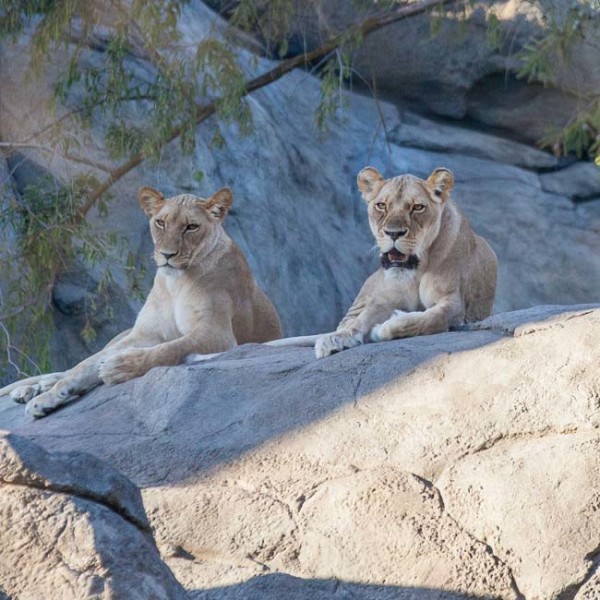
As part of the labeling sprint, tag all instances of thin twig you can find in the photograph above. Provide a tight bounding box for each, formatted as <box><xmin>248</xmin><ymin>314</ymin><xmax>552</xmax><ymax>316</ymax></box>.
<box><xmin>0</xmin><ymin>322</ymin><xmax>41</xmax><ymax>378</ymax></box>
<box><xmin>0</xmin><ymin>141</ymin><xmax>114</xmax><ymax>173</ymax></box>
<box><xmin>5</xmin><ymin>92</ymin><xmax>155</xmax><ymax>148</ymax></box>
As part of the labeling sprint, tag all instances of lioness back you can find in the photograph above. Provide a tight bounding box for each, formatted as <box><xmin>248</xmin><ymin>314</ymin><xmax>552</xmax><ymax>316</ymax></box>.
<box><xmin>463</xmin><ymin>231</ymin><xmax>497</xmax><ymax>323</ymax></box>
<box><xmin>226</xmin><ymin>244</ymin><xmax>282</xmax><ymax>343</ymax></box>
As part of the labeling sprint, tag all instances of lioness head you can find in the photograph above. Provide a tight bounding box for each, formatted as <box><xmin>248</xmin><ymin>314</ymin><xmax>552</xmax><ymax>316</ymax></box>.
<box><xmin>138</xmin><ymin>186</ymin><xmax>233</xmax><ymax>272</ymax></box>
<box><xmin>357</xmin><ymin>166</ymin><xmax>454</xmax><ymax>270</ymax></box>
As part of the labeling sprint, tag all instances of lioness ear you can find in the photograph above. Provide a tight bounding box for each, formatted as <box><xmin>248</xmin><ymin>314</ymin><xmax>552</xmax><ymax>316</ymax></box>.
<box><xmin>204</xmin><ymin>187</ymin><xmax>233</xmax><ymax>220</ymax></box>
<box><xmin>138</xmin><ymin>186</ymin><xmax>165</xmax><ymax>217</ymax></box>
<box><xmin>357</xmin><ymin>166</ymin><xmax>385</xmax><ymax>203</ymax></box>
<box><xmin>427</xmin><ymin>168</ymin><xmax>454</xmax><ymax>202</ymax></box>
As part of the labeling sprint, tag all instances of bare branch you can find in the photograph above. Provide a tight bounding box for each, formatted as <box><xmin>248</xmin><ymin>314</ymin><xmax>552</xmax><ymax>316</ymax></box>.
<box><xmin>0</xmin><ymin>321</ymin><xmax>41</xmax><ymax>378</ymax></box>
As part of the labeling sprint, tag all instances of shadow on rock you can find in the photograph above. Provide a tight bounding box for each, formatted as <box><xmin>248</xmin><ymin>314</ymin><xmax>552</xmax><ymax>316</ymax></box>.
<box><xmin>189</xmin><ymin>573</ymin><xmax>498</xmax><ymax>600</ymax></box>
<box><xmin>1</xmin><ymin>304</ymin><xmax>598</xmax><ymax>490</ymax></box>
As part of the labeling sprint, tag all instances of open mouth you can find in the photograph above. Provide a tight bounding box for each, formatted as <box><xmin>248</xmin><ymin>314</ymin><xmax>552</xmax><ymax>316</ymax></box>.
<box><xmin>380</xmin><ymin>248</ymin><xmax>420</xmax><ymax>270</ymax></box>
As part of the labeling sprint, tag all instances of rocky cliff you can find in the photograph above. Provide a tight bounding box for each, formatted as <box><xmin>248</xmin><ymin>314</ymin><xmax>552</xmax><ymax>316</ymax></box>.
<box><xmin>233</xmin><ymin>0</ymin><xmax>600</xmax><ymax>144</ymax></box>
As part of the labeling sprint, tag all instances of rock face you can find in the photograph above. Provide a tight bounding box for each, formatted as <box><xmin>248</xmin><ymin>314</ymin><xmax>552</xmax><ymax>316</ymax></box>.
<box><xmin>257</xmin><ymin>0</ymin><xmax>600</xmax><ymax>144</ymax></box>
<box><xmin>0</xmin><ymin>2</ymin><xmax>599</xmax><ymax>376</ymax></box>
<box><xmin>1</xmin><ymin>4</ymin><xmax>598</xmax><ymax>597</ymax></box>
<box><xmin>1</xmin><ymin>304</ymin><xmax>599</xmax><ymax>598</ymax></box>
<box><xmin>0</xmin><ymin>433</ymin><xmax>186</xmax><ymax>599</ymax></box>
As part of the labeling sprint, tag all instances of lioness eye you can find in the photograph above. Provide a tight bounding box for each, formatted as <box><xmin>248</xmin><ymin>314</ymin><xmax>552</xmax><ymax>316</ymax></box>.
<box><xmin>374</xmin><ymin>202</ymin><xmax>386</xmax><ymax>211</ymax></box>
<box><xmin>186</xmin><ymin>224</ymin><xmax>199</xmax><ymax>232</ymax></box>
<box><xmin>412</xmin><ymin>204</ymin><xmax>425</xmax><ymax>212</ymax></box>
<box><xmin>155</xmin><ymin>219</ymin><xmax>165</xmax><ymax>229</ymax></box>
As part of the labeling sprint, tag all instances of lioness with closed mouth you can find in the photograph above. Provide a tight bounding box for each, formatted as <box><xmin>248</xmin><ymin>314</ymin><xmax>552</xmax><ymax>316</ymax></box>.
<box><xmin>1</xmin><ymin>185</ymin><xmax>282</xmax><ymax>418</ymax></box>
<box><xmin>266</xmin><ymin>166</ymin><xmax>497</xmax><ymax>358</ymax></box>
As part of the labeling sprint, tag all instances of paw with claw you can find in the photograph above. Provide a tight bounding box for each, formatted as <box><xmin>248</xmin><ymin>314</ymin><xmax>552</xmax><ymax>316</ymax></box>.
<box><xmin>25</xmin><ymin>388</ymin><xmax>73</xmax><ymax>419</ymax></box>
<box><xmin>11</xmin><ymin>384</ymin><xmax>42</xmax><ymax>405</ymax></box>
<box><xmin>315</xmin><ymin>332</ymin><xmax>363</xmax><ymax>359</ymax></box>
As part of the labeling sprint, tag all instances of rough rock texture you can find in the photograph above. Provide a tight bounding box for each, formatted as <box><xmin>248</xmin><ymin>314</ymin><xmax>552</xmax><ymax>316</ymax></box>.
<box><xmin>0</xmin><ymin>2</ymin><xmax>599</xmax><ymax>375</ymax></box>
<box><xmin>1</xmin><ymin>304</ymin><xmax>599</xmax><ymax>598</ymax></box>
<box><xmin>0</xmin><ymin>434</ymin><xmax>186</xmax><ymax>599</ymax></box>
<box><xmin>389</xmin><ymin>112</ymin><xmax>559</xmax><ymax>170</ymax></box>
<box><xmin>256</xmin><ymin>0</ymin><xmax>599</xmax><ymax>143</ymax></box>
<box><xmin>540</xmin><ymin>162</ymin><xmax>600</xmax><ymax>201</ymax></box>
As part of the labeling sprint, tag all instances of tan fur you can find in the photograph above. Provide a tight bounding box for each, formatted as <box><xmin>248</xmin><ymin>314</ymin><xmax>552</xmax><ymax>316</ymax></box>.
<box><xmin>2</xmin><ymin>186</ymin><xmax>281</xmax><ymax>418</ymax></box>
<box><xmin>313</xmin><ymin>166</ymin><xmax>497</xmax><ymax>358</ymax></box>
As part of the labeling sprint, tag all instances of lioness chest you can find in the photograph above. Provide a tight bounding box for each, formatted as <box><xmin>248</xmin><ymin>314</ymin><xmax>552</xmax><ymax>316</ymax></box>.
<box><xmin>138</xmin><ymin>273</ymin><xmax>214</xmax><ymax>341</ymax></box>
<box><xmin>377</xmin><ymin>268</ymin><xmax>424</xmax><ymax>313</ymax></box>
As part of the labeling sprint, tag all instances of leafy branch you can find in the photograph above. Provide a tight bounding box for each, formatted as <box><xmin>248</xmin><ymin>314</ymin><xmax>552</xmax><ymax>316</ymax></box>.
<box><xmin>516</xmin><ymin>0</ymin><xmax>600</xmax><ymax>159</ymax></box>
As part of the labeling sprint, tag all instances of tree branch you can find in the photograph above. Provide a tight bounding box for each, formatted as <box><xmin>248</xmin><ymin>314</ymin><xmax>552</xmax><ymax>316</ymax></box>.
<box><xmin>0</xmin><ymin>141</ymin><xmax>114</xmax><ymax>173</ymax></box>
<box><xmin>77</xmin><ymin>0</ymin><xmax>457</xmax><ymax>219</ymax></box>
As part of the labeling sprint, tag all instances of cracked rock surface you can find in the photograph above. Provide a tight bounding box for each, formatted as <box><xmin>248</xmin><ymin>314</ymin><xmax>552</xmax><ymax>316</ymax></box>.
<box><xmin>0</xmin><ymin>434</ymin><xmax>186</xmax><ymax>599</ymax></box>
<box><xmin>1</xmin><ymin>304</ymin><xmax>599</xmax><ymax>598</ymax></box>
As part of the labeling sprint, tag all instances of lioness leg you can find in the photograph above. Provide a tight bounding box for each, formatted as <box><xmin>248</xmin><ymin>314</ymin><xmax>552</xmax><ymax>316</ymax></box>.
<box><xmin>0</xmin><ymin>371</ymin><xmax>64</xmax><ymax>401</ymax></box>
<box><xmin>25</xmin><ymin>351</ymin><xmax>120</xmax><ymax>418</ymax></box>
<box><xmin>99</xmin><ymin>325</ymin><xmax>236</xmax><ymax>384</ymax></box>
<box><xmin>2</xmin><ymin>328</ymin><xmax>134</xmax><ymax>411</ymax></box>
<box><xmin>25</xmin><ymin>333</ymin><xmax>157</xmax><ymax>418</ymax></box>
<box><xmin>315</xmin><ymin>331</ymin><xmax>364</xmax><ymax>359</ymax></box>
<box><xmin>316</xmin><ymin>301</ymin><xmax>392</xmax><ymax>359</ymax></box>
<box><xmin>370</xmin><ymin>298</ymin><xmax>462</xmax><ymax>341</ymax></box>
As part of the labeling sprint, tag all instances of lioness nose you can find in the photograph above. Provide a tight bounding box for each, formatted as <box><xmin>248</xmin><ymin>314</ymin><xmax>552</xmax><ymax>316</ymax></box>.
<box><xmin>160</xmin><ymin>251</ymin><xmax>178</xmax><ymax>260</ymax></box>
<box><xmin>385</xmin><ymin>228</ymin><xmax>408</xmax><ymax>240</ymax></box>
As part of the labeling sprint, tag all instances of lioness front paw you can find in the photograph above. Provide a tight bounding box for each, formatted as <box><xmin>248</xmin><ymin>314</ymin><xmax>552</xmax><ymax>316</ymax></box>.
<box><xmin>99</xmin><ymin>349</ymin><xmax>150</xmax><ymax>385</ymax></box>
<box><xmin>315</xmin><ymin>332</ymin><xmax>363</xmax><ymax>359</ymax></box>
<box><xmin>26</xmin><ymin>399</ymin><xmax>54</xmax><ymax>419</ymax></box>
<box><xmin>11</xmin><ymin>384</ymin><xmax>41</xmax><ymax>405</ymax></box>
<box><xmin>370</xmin><ymin>310</ymin><xmax>409</xmax><ymax>342</ymax></box>
<box><xmin>370</xmin><ymin>322</ymin><xmax>392</xmax><ymax>343</ymax></box>
<box><xmin>25</xmin><ymin>391</ymin><xmax>64</xmax><ymax>419</ymax></box>
<box><xmin>10</xmin><ymin>373</ymin><xmax>63</xmax><ymax>404</ymax></box>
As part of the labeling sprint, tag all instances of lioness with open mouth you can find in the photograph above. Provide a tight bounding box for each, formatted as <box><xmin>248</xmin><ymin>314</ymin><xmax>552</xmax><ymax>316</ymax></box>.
<box><xmin>266</xmin><ymin>166</ymin><xmax>497</xmax><ymax>358</ymax></box>
<box><xmin>315</xmin><ymin>166</ymin><xmax>497</xmax><ymax>357</ymax></box>
<box><xmin>1</xmin><ymin>186</ymin><xmax>282</xmax><ymax>417</ymax></box>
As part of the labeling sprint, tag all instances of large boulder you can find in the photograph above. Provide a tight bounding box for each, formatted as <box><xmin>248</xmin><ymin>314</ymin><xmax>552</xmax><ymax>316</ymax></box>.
<box><xmin>1</xmin><ymin>304</ymin><xmax>599</xmax><ymax>598</ymax></box>
<box><xmin>0</xmin><ymin>433</ymin><xmax>186</xmax><ymax>599</ymax></box>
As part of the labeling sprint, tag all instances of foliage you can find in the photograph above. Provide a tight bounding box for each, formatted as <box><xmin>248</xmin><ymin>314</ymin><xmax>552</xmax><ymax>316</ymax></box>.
<box><xmin>0</xmin><ymin>174</ymin><xmax>142</xmax><ymax>374</ymax></box>
<box><xmin>0</xmin><ymin>0</ymin><xmax>392</xmax><ymax>375</ymax></box>
<box><xmin>515</xmin><ymin>0</ymin><xmax>600</xmax><ymax>159</ymax></box>
<box><xmin>0</xmin><ymin>0</ymin><xmax>257</xmax><ymax>375</ymax></box>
